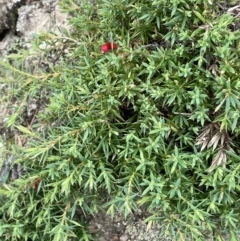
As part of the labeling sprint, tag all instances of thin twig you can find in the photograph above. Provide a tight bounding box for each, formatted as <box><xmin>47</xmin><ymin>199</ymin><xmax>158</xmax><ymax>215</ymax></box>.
<box><xmin>227</xmin><ymin>5</ymin><xmax>240</xmax><ymax>12</ymax></box>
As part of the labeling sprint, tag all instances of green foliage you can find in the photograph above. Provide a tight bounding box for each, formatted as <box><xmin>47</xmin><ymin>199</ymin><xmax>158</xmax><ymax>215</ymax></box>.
<box><xmin>1</xmin><ymin>0</ymin><xmax>240</xmax><ymax>240</ymax></box>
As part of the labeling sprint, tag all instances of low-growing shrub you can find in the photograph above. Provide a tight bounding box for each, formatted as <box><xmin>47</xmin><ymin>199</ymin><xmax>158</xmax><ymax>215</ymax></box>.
<box><xmin>1</xmin><ymin>0</ymin><xmax>240</xmax><ymax>240</ymax></box>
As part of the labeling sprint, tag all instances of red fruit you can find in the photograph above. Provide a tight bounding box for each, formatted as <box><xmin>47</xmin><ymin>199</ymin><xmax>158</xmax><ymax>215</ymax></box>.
<box><xmin>33</xmin><ymin>179</ymin><xmax>41</xmax><ymax>189</ymax></box>
<box><xmin>101</xmin><ymin>42</ymin><xmax>118</xmax><ymax>53</ymax></box>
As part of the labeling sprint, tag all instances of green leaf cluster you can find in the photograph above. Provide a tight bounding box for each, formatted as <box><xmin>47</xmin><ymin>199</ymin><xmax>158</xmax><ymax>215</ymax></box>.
<box><xmin>1</xmin><ymin>0</ymin><xmax>240</xmax><ymax>240</ymax></box>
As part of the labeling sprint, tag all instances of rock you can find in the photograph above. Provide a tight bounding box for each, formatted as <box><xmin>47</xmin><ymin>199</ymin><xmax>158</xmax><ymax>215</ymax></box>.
<box><xmin>16</xmin><ymin>1</ymin><xmax>69</xmax><ymax>40</ymax></box>
<box><xmin>119</xmin><ymin>234</ymin><xmax>128</xmax><ymax>241</ymax></box>
<box><xmin>0</xmin><ymin>0</ymin><xmax>23</xmax><ymax>34</ymax></box>
<box><xmin>0</xmin><ymin>0</ymin><xmax>70</xmax><ymax>56</ymax></box>
<box><xmin>0</xmin><ymin>0</ymin><xmax>70</xmax><ymax>187</ymax></box>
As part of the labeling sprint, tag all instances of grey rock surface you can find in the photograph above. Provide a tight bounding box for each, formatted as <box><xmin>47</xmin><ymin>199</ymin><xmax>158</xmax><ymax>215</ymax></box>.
<box><xmin>0</xmin><ymin>0</ymin><xmax>70</xmax><ymax>126</ymax></box>
<box><xmin>0</xmin><ymin>0</ymin><xmax>22</xmax><ymax>33</ymax></box>
<box><xmin>0</xmin><ymin>0</ymin><xmax>69</xmax><ymax>55</ymax></box>
<box><xmin>16</xmin><ymin>1</ymin><xmax>69</xmax><ymax>40</ymax></box>
<box><xmin>0</xmin><ymin>0</ymin><xmax>70</xmax><ymax>184</ymax></box>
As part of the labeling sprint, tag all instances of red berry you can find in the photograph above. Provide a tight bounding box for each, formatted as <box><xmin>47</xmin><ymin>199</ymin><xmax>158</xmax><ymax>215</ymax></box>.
<box><xmin>33</xmin><ymin>179</ymin><xmax>41</xmax><ymax>189</ymax></box>
<box><xmin>101</xmin><ymin>42</ymin><xmax>118</xmax><ymax>53</ymax></box>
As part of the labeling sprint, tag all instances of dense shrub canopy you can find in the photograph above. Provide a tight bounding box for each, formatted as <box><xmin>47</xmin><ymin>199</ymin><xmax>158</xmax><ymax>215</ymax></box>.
<box><xmin>1</xmin><ymin>0</ymin><xmax>240</xmax><ymax>240</ymax></box>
